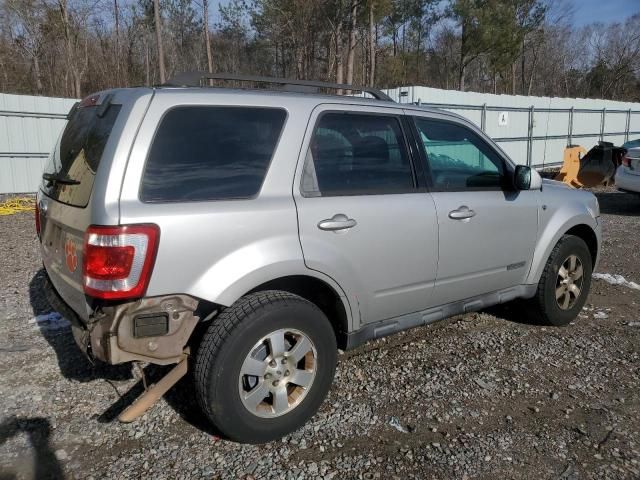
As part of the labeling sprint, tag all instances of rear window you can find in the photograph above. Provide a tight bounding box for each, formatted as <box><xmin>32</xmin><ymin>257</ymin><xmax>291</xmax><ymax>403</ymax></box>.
<box><xmin>140</xmin><ymin>106</ymin><xmax>287</xmax><ymax>202</ymax></box>
<box><xmin>42</xmin><ymin>103</ymin><xmax>121</xmax><ymax>207</ymax></box>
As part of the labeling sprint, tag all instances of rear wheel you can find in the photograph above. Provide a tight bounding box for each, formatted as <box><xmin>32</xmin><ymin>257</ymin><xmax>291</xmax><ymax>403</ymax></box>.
<box><xmin>194</xmin><ymin>291</ymin><xmax>337</xmax><ymax>443</ymax></box>
<box><xmin>529</xmin><ymin>235</ymin><xmax>592</xmax><ymax>326</ymax></box>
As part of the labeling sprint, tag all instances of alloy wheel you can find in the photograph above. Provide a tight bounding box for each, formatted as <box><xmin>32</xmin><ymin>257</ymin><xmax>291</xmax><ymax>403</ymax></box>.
<box><xmin>555</xmin><ymin>254</ymin><xmax>584</xmax><ymax>310</ymax></box>
<box><xmin>238</xmin><ymin>328</ymin><xmax>317</xmax><ymax>418</ymax></box>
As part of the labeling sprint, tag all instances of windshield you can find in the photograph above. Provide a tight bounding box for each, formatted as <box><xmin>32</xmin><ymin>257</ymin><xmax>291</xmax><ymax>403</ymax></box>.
<box><xmin>42</xmin><ymin>103</ymin><xmax>121</xmax><ymax>207</ymax></box>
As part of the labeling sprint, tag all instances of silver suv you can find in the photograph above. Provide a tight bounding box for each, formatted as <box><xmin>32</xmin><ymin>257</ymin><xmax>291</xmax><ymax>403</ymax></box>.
<box><xmin>38</xmin><ymin>74</ymin><xmax>601</xmax><ymax>444</ymax></box>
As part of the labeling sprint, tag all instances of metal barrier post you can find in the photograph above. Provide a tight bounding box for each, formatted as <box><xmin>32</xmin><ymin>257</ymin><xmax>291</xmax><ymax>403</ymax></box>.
<box><xmin>600</xmin><ymin>108</ymin><xmax>606</xmax><ymax>142</ymax></box>
<box><xmin>527</xmin><ymin>105</ymin><xmax>534</xmax><ymax>166</ymax></box>
<box><xmin>567</xmin><ymin>107</ymin><xmax>574</xmax><ymax>146</ymax></box>
<box><xmin>625</xmin><ymin>109</ymin><xmax>631</xmax><ymax>143</ymax></box>
<box><xmin>481</xmin><ymin>103</ymin><xmax>487</xmax><ymax>132</ymax></box>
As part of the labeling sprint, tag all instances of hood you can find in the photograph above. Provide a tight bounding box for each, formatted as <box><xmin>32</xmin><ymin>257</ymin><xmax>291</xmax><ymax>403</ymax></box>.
<box><xmin>542</xmin><ymin>178</ymin><xmax>572</xmax><ymax>189</ymax></box>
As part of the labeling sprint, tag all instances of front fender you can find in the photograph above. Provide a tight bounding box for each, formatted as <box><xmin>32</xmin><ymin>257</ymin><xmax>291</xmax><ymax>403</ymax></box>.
<box><xmin>525</xmin><ymin>210</ymin><xmax>600</xmax><ymax>286</ymax></box>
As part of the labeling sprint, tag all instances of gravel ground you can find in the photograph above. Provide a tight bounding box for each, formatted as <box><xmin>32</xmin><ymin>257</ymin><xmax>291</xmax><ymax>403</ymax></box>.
<box><xmin>1</xmin><ymin>190</ymin><xmax>640</xmax><ymax>480</ymax></box>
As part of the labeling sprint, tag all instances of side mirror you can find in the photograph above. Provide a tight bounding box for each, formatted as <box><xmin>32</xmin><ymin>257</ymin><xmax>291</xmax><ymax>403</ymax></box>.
<box><xmin>514</xmin><ymin>165</ymin><xmax>542</xmax><ymax>190</ymax></box>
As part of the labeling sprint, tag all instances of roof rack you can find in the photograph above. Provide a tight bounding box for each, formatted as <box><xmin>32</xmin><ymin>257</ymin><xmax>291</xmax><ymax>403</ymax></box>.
<box><xmin>162</xmin><ymin>72</ymin><xmax>394</xmax><ymax>102</ymax></box>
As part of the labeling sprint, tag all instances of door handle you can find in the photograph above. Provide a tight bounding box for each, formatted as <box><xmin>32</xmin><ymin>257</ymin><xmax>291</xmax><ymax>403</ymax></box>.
<box><xmin>318</xmin><ymin>214</ymin><xmax>357</xmax><ymax>231</ymax></box>
<box><xmin>449</xmin><ymin>206</ymin><xmax>476</xmax><ymax>220</ymax></box>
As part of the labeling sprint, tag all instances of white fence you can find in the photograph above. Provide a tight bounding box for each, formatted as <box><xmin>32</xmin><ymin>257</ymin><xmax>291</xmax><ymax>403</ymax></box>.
<box><xmin>0</xmin><ymin>93</ymin><xmax>77</xmax><ymax>194</ymax></box>
<box><xmin>384</xmin><ymin>86</ymin><xmax>640</xmax><ymax>168</ymax></box>
<box><xmin>2</xmin><ymin>88</ymin><xmax>640</xmax><ymax>193</ymax></box>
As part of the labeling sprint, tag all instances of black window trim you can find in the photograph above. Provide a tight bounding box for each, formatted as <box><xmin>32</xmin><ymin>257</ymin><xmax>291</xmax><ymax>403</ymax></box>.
<box><xmin>138</xmin><ymin>104</ymin><xmax>289</xmax><ymax>204</ymax></box>
<box><xmin>411</xmin><ymin>115</ymin><xmax>517</xmax><ymax>193</ymax></box>
<box><xmin>299</xmin><ymin>110</ymin><xmax>426</xmax><ymax>198</ymax></box>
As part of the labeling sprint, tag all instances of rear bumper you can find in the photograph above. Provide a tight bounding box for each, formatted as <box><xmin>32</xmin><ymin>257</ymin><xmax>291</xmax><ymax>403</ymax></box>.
<box><xmin>43</xmin><ymin>271</ymin><xmax>200</xmax><ymax>365</ymax></box>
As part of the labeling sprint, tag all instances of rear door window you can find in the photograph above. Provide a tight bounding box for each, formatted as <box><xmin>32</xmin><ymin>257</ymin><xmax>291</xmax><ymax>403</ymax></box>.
<box><xmin>140</xmin><ymin>106</ymin><xmax>287</xmax><ymax>202</ymax></box>
<box><xmin>301</xmin><ymin>112</ymin><xmax>415</xmax><ymax>196</ymax></box>
<box><xmin>42</xmin><ymin>103</ymin><xmax>122</xmax><ymax>207</ymax></box>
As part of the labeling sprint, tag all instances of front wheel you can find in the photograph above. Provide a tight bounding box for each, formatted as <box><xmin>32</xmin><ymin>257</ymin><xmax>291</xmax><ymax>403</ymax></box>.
<box><xmin>194</xmin><ymin>291</ymin><xmax>337</xmax><ymax>443</ymax></box>
<box><xmin>529</xmin><ymin>234</ymin><xmax>593</xmax><ymax>326</ymax></box>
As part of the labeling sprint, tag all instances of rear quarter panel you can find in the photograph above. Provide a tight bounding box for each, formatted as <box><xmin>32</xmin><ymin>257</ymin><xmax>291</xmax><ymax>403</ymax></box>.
<box><xmin>118</xmin><ymin>91</ymin><xmax>354</xmax><ymax>326</ymax></box>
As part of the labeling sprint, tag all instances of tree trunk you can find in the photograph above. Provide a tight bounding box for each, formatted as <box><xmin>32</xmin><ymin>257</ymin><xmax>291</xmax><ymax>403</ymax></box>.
<box><xmin>459</xmin><ymin>22</ymin><xmax>466</xmax><ymax>91</ymax></box>
<box><xmin>114</xmin><ymin>0</ymin><xmax>120</xmax><ymax>85</ymax></box>
<box><xmin>57</xmin><ymin>0</ymin><xmax>81</xmax><ymax>97</ymax></box>
<box><xmin>33</xmin><ymin>55</ymin><xmax>43</xmax><ymax>94</ymax></box>
<box><xmin>520</xmin><ymin>36</ymin><xmax>526</xmax><ymax>95</ymax></box>
<box><xmin>296</xmin><ymin>45</ymin><xmax>304</xmax><ymax>79</ymax></box>
<box><xmin>73</xmin><ymin>73</ymin><xmax>81</xmax><ymax>98</ymax></box>
<box><xmin>416</xmin><ymin>23</ymin><xmax>422</xmax><ymax>82</ymax></box>
<box><xmin>511</xmin><ymin>62</ymin><xmax>516</xmax><ymax>95</ymax></box>
<box><xmin>368</xmin><ymin>1</ymin><xmax>376</xmax><ymax>86</ymax></box>
<box><xmin>153</xmin><ymin>0</ymin><xmax>166</xmax><ymax>83</ymax></box>
<box><xmin>335</xmin><ymin>20</ymin><xmax>344</xmax><ymax>91</ymax></box>
<box><xmin>203</xmin><ymin>0</ymin><xmax>213</xmax><ymax>74</ymax></box>
<box><xmin>527</xmin><ymin>52</ymin><xmax>538</xmax><ymax>95</ymax></box>
<box><xmin>145</xmin><ymin>33</ymin><xmax>150</xmax><ymax>86</ymax></box>
<box><xmin>345</xmin><ymin>0</ymin><xmax>358</xmax><ymax>88</ymax></box>
<box><xmin>459</xmin><ymin>61</ymin><xmax>466</xmax><ymax>91</ymax></box>
<box><xmin>392</xmin><ymin>29</ymin><xmax>397</xmax><ymax>56</ymax></box>
<box><xmin>0</xmin><ymin>57</ymin><xmax>8</xmax><ymax>92</ymax></box>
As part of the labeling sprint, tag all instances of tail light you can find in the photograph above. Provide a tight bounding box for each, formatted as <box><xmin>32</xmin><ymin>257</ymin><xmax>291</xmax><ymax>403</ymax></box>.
<box><xmin>622</xmin><ymin>155</ymin><xmax>631</xmax><ymax>167</ymax></box>
<box><xmin>83</xmin><ymin>224</ymin><xmax>160</xmax><ymax>300</ymax></box>
<box><xmin>35</xmin><ymin>202</ymin><xmax>41</xmax><ymax>237</ymax></box>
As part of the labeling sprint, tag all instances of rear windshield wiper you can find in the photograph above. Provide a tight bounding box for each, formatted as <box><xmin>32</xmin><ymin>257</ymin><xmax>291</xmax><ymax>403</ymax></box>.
<box><xmin>42</xmin><ymin>173</ymin><xmax>81</xmax><ymax>186</ymax></box>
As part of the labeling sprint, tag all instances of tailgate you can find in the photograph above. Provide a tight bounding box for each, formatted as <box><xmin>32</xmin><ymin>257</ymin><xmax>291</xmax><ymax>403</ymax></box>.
<box><xmin>38</xmin><ymin>95</ymin><xmax>123</xmax><ymax>321</ymax></box>
<box><xmin>39</xmin><ymin>196</ymin><xmax>92</xmax><ymax>320</ymax></box>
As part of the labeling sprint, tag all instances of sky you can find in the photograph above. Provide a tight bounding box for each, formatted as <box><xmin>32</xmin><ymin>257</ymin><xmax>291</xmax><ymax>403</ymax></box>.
<box><xmin>571</xmin><ymin>0</ymin><xmax>639</xmax><ymax>26</ymax></box>
<box><xmin>208</xmin><ymin>0</ymin><xmax>639</xmax><ymax>27</ymax></box>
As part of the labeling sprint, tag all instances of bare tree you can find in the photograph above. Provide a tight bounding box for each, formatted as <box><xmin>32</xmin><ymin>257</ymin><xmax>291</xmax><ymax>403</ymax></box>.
<box><xmin>1</xmin><ymin>0</ymin><xmax>640</xmax><ymax>103</ymax></box>
<box><xmin>114</xmin><ymin>0</ymin><xmax>120</xmax><ymax>85</ymax></box>
<box><xmin>153</xmin><ymin>0</ymin><xmax>166</xmax><ymax>83</ymax></box>
<box><xmin>203</xmin><ymin>0</ymin><xmax>213</xmax><ymax>73</ymax></box>
<box><xmin>56</xmin><ymin>0</ymin><xmax>90</xmax><ymax>97</ymax></box>
<box><xmin>345</xmin><ymin>0</ymin><xmax>358</xmax><ymax>86</ymax></box>
<box><xmin>368</xmin><ymin>0</ymin><xmax>376</xmax><ymax>86</ymax></box>
<box><xmin>5</xmin><ymin>0</ymin><xmax>46</xmax><ymax>93</ymax></box>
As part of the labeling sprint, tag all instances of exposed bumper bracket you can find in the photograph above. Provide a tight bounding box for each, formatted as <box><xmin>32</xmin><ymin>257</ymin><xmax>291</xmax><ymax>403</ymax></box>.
<box><xmin>117</xmin><ymin>349</ymin><xmax>189</xmax><ymax>423</ymax></box>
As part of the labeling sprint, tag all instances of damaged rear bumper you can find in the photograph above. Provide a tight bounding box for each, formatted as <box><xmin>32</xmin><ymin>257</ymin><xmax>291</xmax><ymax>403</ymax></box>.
<box><xmin>43</xmin><ymin>271</ymin><xmax>200</xmax><ymax>365</ymax></box>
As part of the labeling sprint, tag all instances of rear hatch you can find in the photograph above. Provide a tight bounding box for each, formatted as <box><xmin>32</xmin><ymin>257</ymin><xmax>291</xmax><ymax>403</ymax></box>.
<box><xmin>624</xmin><ymin>147</ymin><xmax>640</xmax><ymax>175</ymax></box>
<box><xmin>38</xmin><ymin>94</ymin><xmax>123</xmax><ymax>321</ymax></box>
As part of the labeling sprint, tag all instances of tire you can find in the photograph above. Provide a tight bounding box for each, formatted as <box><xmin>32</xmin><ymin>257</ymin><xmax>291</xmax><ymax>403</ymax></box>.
<box><xmin>529</xmin><ymin>234</ymin><xmax>593</xmax><ymax>326</ymax></box>
<box><xmin>194</xmin><ymin>290</ymin><xmax>337</xmax><ymax>444</ymax></box>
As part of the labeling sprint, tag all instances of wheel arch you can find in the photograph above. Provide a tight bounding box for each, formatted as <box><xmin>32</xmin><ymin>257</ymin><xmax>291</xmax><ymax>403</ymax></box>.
<box><xmin>564</xmin><ymin>224</ymin><xmax>598</xmax><ymax>269</ymax></box>
<box><xmin>526</xmin><ymin>214</ymin><xmax>600</xmax><ymax>286</ymax></box>
<box><xmin>247</xmin><ymin>275</ymin><xmax>352</xmax><ymax>349</ymax></box>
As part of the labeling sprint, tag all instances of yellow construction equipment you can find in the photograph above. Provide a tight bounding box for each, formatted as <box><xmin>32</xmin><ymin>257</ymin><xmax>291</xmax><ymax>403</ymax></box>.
<box><xmin>555</xmin><ymin>145</ymin><xmax>587</xmax><ymax>188</ymax></box>
<box><xmin>555</xmin><ymin>142</ymin><xmax>621</xmax><ymax>188</ymax></box>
